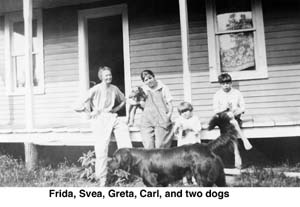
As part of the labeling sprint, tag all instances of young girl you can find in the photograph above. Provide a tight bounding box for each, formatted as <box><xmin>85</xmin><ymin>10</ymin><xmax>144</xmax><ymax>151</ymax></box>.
<box><xmin>139</xmin><ymin>70</ymin><xmax>174</xmax><ymax>149</ymax></box>
<box><xmin>174</xmin><ymin>101</ymin><xmax>202</xmax><ymax>146</ymax></box>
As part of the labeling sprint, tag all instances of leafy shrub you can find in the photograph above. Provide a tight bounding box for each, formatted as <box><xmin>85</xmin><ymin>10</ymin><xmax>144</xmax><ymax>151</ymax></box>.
<box><xmin>78</xmin><ymin>150</ymin><xmax>142</xmax><ymax>186</ymax></box>
<box><xmin>78</xmin><ymin>150</ymin><xmax>96</xmax><ymax>181</ymax></box>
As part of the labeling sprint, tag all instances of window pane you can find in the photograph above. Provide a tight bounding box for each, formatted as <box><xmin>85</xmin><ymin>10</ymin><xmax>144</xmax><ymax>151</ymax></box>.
<box><xmin>219</xmin><ymin>32</ymin><xmax>255</xmax><ymax>72</ymax></box>
<box><xmin>32</xmin><ymin>54</ymin><xmax>38</xmax><ymax>87</ymax></box>
<box><xmin>12</xmin><ymin>54</ymin><xmax>39</xmax><ymax>88</ymax></box>
<box><xmin>12</xmin><ymin>20</ymin><xmax>38</xmax><ymax>54</ymax></box>
<box><xmin>14</xmin><ymin>56</ymin><xmax>25</xmax><ymax>88</ymax></box>
<box><xmin>217</xmin><ymin>12</ymin><xmax>253</xmax><ymax>32</ymax></box>
<box><xmin>216</xmin><ymin>0</ymin><xmax>253</xmax><ymax>32</ymax></box>
<box><xmin>216</xmin><ymin>0</ymin><xmax>251</xmax><ymax>14</ymax></box>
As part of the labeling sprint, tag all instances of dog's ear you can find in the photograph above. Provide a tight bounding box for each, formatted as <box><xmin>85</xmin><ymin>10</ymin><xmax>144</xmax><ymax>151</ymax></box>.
<box><xmin>208</xmin><ymin>114</ymin><xmax>219</xmax><ymax>130</ymax></box>
<box><xmin>120</xmin><ymin>150</ymin><xmax>133</xmax><ymax>172</ymax></box>
<box><xmin>138</xmin><ymin>86</ymin><xmax>147</xmax><ymax>99</ymax></box>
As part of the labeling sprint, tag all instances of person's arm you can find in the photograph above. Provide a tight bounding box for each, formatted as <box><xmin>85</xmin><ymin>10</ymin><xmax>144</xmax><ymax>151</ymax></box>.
<box><xmin>213</xmin><ymin>92</ymin><xmax>222</xmax><ymax>114</ymax></box>
<box><xmin>233</xmin><ymin>91</ymin><xmax>245</xmax><ymax>116</ymax></box>
<box><xmin>166</xmin><ymin>101</ymin><xmax>173</xmax><ymax>120</ymax></box>
<box><xmin>138</xmin><ymin>85</ymin><xmax>148</xmax><ymax>109</ymax></box>
<box><xmin>111</xmin><ymin>101</ymin><xmax>125</xmax><ymax>113</ymax></box>
<box><xmin>163</xmin><ymin>85</ymin><xmax>173</xmax><ymax>120</ymax></box>
<box><xmin>192</xmin><ymin>116</ymin><xmax>202</xmax><ymax>133</ymax></box>
<box><xmin>74</xmin><ymin>86</ymin><xmax>96</xmax><ymax>113</ymax></box>
<box><xmin>110</xmin><ymin>87</ymin><xmax>126</xmax><ymax>113</ymax></box>
<box><xmin>173</xmin><ymin>119</ymin><xmax>183</xmax><ymax>140</ymax></box>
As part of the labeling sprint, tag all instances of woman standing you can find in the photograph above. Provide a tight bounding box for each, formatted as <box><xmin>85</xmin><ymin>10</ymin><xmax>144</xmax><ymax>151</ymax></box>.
<box><xmin>139</xmin><ymin>70</ymin><xmax>174</xmax><ymax>149</ymax></box>
<box><xmin>76</xmin><ymin>66</ymin><xmax>132</xmax><ymax>186</ymax></box>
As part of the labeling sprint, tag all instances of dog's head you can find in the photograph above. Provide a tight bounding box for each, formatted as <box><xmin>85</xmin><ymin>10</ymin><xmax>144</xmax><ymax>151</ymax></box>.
<box><xmin>129</xmin><ymin>86</ymin><xmax>147</xmax><ymax>101</ymax></box>
<box><xmin>108</xmin><ymin>148</ymin><xmax>133</xmax><ymax>173</ymax></box>
<box><xmin>208</xmin><ymin>109</ymin><xmax>234</xmax><ymax>130</ymax></box>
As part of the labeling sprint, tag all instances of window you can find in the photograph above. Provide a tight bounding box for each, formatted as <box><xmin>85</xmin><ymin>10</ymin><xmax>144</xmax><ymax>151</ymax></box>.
<box><xmin>5</xmin><ymin>10</ymin><xmax>44</xmax><ymax>94</ymax></box>
<box><xmin>206</xmin><ymin>0</ymin><xmax>267</xmax><ymax>81</ymax></box>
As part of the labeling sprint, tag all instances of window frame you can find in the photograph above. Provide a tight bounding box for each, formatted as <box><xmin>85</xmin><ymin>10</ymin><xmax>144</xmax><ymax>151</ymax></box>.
<box><xmin>4</xmin><ymin>9</ymin><xmax>44</xmax><ymax>95</ymax></box>
<box><xmin>206</xmin><ymin>0</ymin><xmax>268</xmax><ymax>82</ymax></box>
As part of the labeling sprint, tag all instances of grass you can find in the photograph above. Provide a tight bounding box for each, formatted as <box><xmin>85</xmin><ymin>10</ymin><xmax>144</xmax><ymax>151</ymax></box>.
<box><xmin>0</xmin><ymin>155</ymin><xmax>97</xmax><ymax>187</ymax></box>
<box><xmin>0</xmin><ymin>154</ymin><xmax>300</xmax><ymax>187</ymax></box>
<box><xmin>232</xmin><ymin>166</ymin><xmax>300</xmax><ymax>187</ymax></box>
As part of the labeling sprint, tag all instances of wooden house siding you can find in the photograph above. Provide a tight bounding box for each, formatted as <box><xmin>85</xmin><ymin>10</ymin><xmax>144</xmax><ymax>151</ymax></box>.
<box><xmin>0</xmin><ymin>0</ymin><xmax>299</xmax><ymax>129</ymax></box>
<box><xmin>128</xmin><ymin>1</ymin><xmax>184</xmax><ymax>109</ymax></box>
<box><xmin>0</xmin><ymin>17</ymin><xmax>26</xmax><ymax>127</ymax></box>
<box><xmin>0</xmin><ymin>7</ymin><xmax>82</xmax><ymax>128</ymax></box>
<box><xmin>189</xmin><ymin>0</ymin><xmax>300</xmax><ymax>120</ymax></box>
<box><xmin>34</xmin><ymin>8</ymin><xmax>81</xmax><ymax>127</ymax></box>
<box><xmin>239</xmin><ymin>1</ymin><xmax>300</xmax><ymax>116</ymax></box>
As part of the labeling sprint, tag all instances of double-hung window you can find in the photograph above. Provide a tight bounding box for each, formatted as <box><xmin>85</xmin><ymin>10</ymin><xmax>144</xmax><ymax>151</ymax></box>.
<box><xmin>206</xmin><ymin>0</ymin><xmax>267</xmax><ymax>81</ymax></box>
<box><xmin>5</xmin><ymin>10</ymin><xmax>44</xmax><ymax>94</ymax></box>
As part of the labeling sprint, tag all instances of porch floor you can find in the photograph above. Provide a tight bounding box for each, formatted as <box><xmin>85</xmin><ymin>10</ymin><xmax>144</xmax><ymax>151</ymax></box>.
<box><xmin>0</xmin><ymin>113</ymin><xmax>299</xmax><ymax>146</ymax></box>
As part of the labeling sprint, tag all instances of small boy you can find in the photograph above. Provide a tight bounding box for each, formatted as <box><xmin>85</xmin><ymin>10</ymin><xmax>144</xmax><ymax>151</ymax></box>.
<box><xmin>174</xmin><ymin>101</ymin><xmax>202</xmax><ymax>147</ymax></box>
<box><xmin>213</xmin><ymin>73</ymin><xmax>252</xmax><ymax>150</ymax></box>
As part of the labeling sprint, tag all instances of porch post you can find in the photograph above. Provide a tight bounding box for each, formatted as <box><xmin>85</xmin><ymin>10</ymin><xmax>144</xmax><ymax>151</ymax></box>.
<box><xmin>23</xmin><ymin>0</ymin><xmax>38</xmax><ymax>170</ymax></box>
<box><xmin>179</xmin><ymin>0</ymin><xmax>192</xmax><ymax>102</ymax></box>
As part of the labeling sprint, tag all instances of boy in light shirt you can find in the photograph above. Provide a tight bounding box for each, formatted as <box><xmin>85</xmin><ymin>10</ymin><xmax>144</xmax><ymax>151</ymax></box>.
<box><xmin>213</xmin><ymin>73</ymin><xmax>252</xmax><ymax>151</ymax></box>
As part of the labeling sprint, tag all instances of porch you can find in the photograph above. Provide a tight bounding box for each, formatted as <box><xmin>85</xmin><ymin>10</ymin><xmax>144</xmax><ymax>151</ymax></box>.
<box><xmin>0</xmin><ymin>113</ymin><xmax>299</xmax><ymax>146</ymax></box>
<box><xmin>0</xmin><ymin>0</ymin><xmax>300</xmax><ymax>169</ymax></box>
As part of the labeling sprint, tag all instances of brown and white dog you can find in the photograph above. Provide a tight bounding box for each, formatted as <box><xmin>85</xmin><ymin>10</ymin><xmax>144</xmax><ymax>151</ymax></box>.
<box><xmin>127</xmin><ymin>86</ymin><xmax>147</xmax><ymax>126</ymax></box>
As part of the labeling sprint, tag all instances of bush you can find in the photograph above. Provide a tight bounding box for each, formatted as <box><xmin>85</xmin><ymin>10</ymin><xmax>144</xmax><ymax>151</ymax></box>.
<box><xmin>78</xmin><ymin>150</ymin><xmax>96</xmax><ymax>181</ymax></box>
<box><xmin>78</xmin><ymin>150</ymin><xmax>142</xmax><ymax>186</ymax></box>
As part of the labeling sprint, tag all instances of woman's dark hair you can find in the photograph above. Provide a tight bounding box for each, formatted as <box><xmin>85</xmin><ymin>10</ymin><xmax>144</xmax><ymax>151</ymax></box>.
<box><xmin>218</xmin><ymin>73</ymin><xmax>232</xmax><ymax>83</ymax></box>
<box><xmin>140</xmin><ymin>70</ymin><xmax>155</xmax><ymax>82</ymax></box>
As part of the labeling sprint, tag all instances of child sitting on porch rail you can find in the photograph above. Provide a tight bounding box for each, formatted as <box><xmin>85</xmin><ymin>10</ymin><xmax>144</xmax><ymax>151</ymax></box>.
<box><xmin>213</xmin><ymin>73</ymin><xmax>252</xmax><ymax>151</ymax></box>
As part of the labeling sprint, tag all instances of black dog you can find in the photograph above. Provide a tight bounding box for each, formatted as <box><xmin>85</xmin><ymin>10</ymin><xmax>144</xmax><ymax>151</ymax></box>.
<box><xmin>108</xmin><ymin>110</ymin><xmax>239</xmax><ymax>187</ymax></box>
<box><xmin>207</xmin><ymin>110</ymin><xmax>242</xmax><ymax>168</ymax></box>
<box><xmin>108</xmin><ymin>143</ymin><xmax>225</xmax><ymax>187</ymax></box>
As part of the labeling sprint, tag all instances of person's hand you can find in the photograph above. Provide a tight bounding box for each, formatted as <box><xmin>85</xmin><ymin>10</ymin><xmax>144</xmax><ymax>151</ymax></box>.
<box><xmin>227</xmin><ymin>102</ymin><xmax>233</xmax><ymax>111</ymax></box>
<box><xmin>127</xmin><ymin>99</ymin><xmax>139</xmax><ymax>105</ymax></box>
<box><xmin>173</xmin><ymin>126</ymin><xmax>180</xmax><ymax>135</ymax></box>
<box><xmin>90</xmin><ymin>110</ymin><xmax>101</xmax><ymax>119</ymax></box>
<box><xmin>102</xmin><ymin>108</ymin><xmax>112</xmax><ymax>113</ymax></box>
<box><xmin>233</xmin><ymin>108</ymin><xmax>244</xmax><ymax>117</ymax></box>
<box><xmin>227</xmin><ymin>111</ymin><xmax>235</xmax><ymax>119</ymax></box>
<box><xmin>139</xmin><ymin>100</ymin><xmax>145</xmax><ymax>108</ymax></box>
